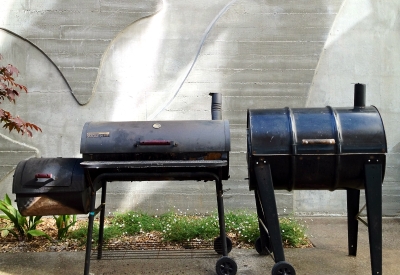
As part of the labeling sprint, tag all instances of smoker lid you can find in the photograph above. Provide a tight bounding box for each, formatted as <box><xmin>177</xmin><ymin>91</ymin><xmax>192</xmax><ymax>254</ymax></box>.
<box><xmin>80</xmin><ymin>120</ymin><xmax>230</xmax><ymax>154</ymax></box>
<box><xmin>247</xmin><ymin>106</ymin><xmax>387</xmax><ymax>156</ymax></box>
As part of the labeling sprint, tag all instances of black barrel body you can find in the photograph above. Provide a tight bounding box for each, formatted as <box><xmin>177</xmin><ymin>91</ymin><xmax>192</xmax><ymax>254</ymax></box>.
<box><xmin>12</xmin><ymin>158</ymin><xmax>91</xmax><ymax>216</ymax></box>
<box><xmin>247</xmin><ymin>106</ymin><xmax>387</xmax><ymax>191</ymax></box>
<box><xmin>80</xmin><ymin>120</ymin><xmax>231</xmax><ymax>179</ymax></box>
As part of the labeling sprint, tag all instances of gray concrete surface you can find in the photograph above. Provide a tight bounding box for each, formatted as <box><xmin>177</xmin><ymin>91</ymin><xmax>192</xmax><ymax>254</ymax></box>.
<box><xmin>0</xmin><ymin>217</ymin><xmax>398</xmax><ymax>275</ymax></box>
<box><xmin>0</xmin><ymin>0</ymin><xmax>400</xmax><ymax>217</ymax></box>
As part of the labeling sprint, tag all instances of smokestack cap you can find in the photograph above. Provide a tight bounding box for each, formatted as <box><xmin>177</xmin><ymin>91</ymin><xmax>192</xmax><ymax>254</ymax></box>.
<box><xmin>354</xmin><ymin>83</ymin><xmax>366</xmax><ymax>108</ymax></box>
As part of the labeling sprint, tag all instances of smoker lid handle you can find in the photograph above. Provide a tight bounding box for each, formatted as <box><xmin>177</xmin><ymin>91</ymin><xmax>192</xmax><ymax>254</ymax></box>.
<box><xmin>137</xmin><ymin>140</ymin><xmax>176</xmax><ymax>146</ymax></box>
<box><xmin>302</xmin><ymin>139</ymin><xmax>336</xmax><ymax>145</ymax></box>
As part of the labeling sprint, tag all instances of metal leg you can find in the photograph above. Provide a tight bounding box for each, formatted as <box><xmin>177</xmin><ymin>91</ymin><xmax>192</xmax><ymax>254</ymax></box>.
<box><xmin>254</xmin><ymin>162</ymin><xmax>285</xmax><ymax>262</ymax></box>
<box><xmin>347</xmin><ymin>188</ymin><xmax>360</xmax><ymax>256</ymax></box>
<box><xmin>97</xmin><ymin>181</ymin><xmax>107</xmax><ymax>259</ymax></box>
<box><xmin>364</xmin><ymin>164</ymin><xmax>382</xmax><ymax>275</ymax></box>
<box><xmin>254</xmin><ymin>188</ymin><xmax>270</xmax><ymax>253</ymax></box>
<box><xmin>216</xmin><ymin>179</ymin><xmax>228</xmax><ymax>256</ymax></box>
<box><xmin>84</xmin><ymin>187</ymin><xmax>97</xmax><ymax>275</ymax></box>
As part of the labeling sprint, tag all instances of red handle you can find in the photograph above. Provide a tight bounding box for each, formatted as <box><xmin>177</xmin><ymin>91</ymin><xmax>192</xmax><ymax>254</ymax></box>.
<box><xmin>139</xmin><ymin>140</ymin><xmax>171</xmax><ymax>146</ymax></box>
<box><xmin>35</xmin><ymin>173</ymin><xmax>53</xmax><ymax>179</ymax></box>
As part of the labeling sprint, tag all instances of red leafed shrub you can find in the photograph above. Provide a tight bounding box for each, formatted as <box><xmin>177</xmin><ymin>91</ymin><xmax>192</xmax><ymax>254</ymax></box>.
<box><xmin>0</xmin><ymin>54</ymin><xmax>41</xmax><ymax>137</ymax></box>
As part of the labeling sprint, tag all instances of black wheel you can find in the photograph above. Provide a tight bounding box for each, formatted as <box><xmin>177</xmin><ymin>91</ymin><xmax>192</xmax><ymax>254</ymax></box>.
<box><xmin>216</xmin><ymin>256</ymin><xmax>237</xmax><ymax>275</ymax></box>
<box><xmin>255</xmin><ymin>236</ymin><xmax>271</xmax><ymax>255</ymax></box>
<box><xmin>214</xmin><ymin>236</ymin><xmax>233</xmax><ymax>254</ymax></box>
<box><xmin>271</xmin><ymin>261</ymin><xmax>296</xmax><ymax>275</ymax></box>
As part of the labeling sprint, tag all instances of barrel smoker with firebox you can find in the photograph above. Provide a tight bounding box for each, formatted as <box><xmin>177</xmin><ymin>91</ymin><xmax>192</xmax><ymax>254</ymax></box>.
<box><xmin>13</xmin><ymin>93</ymin><xmax>237</xmax><ymax>275</ymax></box>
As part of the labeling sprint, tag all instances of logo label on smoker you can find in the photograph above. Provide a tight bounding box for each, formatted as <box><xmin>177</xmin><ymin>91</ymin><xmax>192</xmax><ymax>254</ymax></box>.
<box><xmin>87</xmin><ymin>132</ymin><xmax>110</xmax><ymax>138</ymax></box>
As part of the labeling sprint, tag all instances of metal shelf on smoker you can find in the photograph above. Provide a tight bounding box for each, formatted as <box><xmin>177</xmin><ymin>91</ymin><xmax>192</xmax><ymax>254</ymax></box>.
<box><xmin>80</xmin><ymin>160</ymin><xmax>228</xmax><ymax>169</ymax></box>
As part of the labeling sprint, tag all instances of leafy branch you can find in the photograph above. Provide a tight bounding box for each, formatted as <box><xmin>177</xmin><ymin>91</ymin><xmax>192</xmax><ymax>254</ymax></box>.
<box><xmin>0</xmin><ymin>54</ymin><xmax>41</xmax><ymax>137</ymax></box>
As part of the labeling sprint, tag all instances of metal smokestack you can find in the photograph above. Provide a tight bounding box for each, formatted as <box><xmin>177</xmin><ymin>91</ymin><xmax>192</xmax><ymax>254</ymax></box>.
<box><xmin>210</xmin><ymin>93</ymin><xmax>222</xmax><ymax>120</ymax></box>
<box><xmin>354</xmin><ymin>83</ymin><xmax>366</xmax><ymax>108</ymax></box>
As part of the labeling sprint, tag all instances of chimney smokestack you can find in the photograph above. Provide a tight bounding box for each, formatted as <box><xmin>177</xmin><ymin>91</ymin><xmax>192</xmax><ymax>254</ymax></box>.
<box><xmin>354</xmin><ymin>83</ymin><xmax>366</xmax><ymax>108</ymax></box>
<box><xmin>210</xmin><ymin>93</ymin><xmax>222</xmax><ymax>120</ymax></box>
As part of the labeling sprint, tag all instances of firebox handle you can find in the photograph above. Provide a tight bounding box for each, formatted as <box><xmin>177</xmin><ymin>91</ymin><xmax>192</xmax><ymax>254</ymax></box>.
<box><xmin>35</xmin><ymin>173</ymin><xmax>54</xmax><ymax>183</ymax></box>
<box><xmin>35</xmin><ymin>173</ymin><xmax>53</xmax><ymax>178</ymax></box>
<box><xmin>302</xmin><ymin>139</ymin><xmax>335</xmax><ymax>145</ymax></box>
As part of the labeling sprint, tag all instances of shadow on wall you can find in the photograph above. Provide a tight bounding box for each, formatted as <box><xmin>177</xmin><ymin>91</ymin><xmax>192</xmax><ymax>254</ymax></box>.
<box><xmin>0</xmin><ymin>0</ymin><xmax>164</xmax><ymax>105</ymax></box>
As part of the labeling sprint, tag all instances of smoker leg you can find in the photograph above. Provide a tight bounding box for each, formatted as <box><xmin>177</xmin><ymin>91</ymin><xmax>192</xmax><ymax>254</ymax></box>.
<box><xmin>97</xmin><ymin>181</ymin><xmax>107</xmax><ymax>259</ymax></box>
<box><xmin>214</xmin><ymin>179</ymin><xmax>237</xmax><ymax>275</ymax></box>
<box><xmin>254</xmin><ymin>188</ymin><xmax>271</xmax><ymax>255</ymax></box>
<box><xmin>364</xmin><ymin>164</ymin><xmax>382</xmax><ymax>275</ymax></box>
<box><xmin>216</xmin><ymin>179</ymin><xmax>228</xmax><ymax>256</ymax></box>
<box><xmin>254</xmin><ymin>162</ymin><xmax>285</xmax><ymax>262</ymax></box>
<box><xmin>84</xmin><ymin>188</ymin><xmax>97</xmax><ymax>275</ymax></box>
<box><xmin>347</xmin><ymin>188</ymin><xmax>360</xmax><ymax>256</ymax></box>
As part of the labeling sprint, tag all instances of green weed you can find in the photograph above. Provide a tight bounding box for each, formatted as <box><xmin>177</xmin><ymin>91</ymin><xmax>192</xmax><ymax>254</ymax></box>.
<box><xmin>68</xmin><ymin>210</ymin><xmax>308</xmax><ymax>248</ymax></box>
<box><xmin>53</xmin><ymin>214</ymin><xmax>77</xmax><ymax>240</ymax></box>
<box><xmin>279</xmin><ymin>216</ymin><xmax>309</xmax><ymax>247</ymax></box>
<box><xmin>160</xmin><ymin>212</ymin><xmax>219</xmax><ymax>242</ymax></box>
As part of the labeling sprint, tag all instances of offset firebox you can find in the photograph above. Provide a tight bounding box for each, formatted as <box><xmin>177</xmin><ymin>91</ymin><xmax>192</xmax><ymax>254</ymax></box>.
<box><xmin>13</xmin><ymin>158</ymin><xmax>89</xmax><ymax>216</ymax></box>
<box><xmin>247</xmin><ymin>84</ymin><xmax>386</xmax><ymax>275</ymax></box>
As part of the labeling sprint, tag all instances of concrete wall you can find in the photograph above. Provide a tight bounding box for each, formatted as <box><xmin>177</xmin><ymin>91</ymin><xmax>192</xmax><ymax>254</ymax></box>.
<box><xmin>0</xmin><ymin>0</ymin><xmax>399</xmax><ymax>216</ymax></box>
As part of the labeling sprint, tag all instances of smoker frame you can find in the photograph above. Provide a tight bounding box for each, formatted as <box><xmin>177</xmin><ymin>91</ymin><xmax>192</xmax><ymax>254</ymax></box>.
<box><xmin>81</xmin><ymin>93</ymin><xmax>237</xmax><ymax>275</ymax></box>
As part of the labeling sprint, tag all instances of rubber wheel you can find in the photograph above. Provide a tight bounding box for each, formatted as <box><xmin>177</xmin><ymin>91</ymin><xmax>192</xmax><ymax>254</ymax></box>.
<box><xmin>214</xmin><ymin>236</ymin><xmax>233</xmax><ymax>254</ymax></box>
<box><xmin>271</xmin><ymin>261</ymin><xmax>296</xmax><ymax>275</ymax></box>
<box><xmin>216</xmin><ymin>256</ymin><xmax>237</xmax><ymax>275</ymax></box>
<box><xmin>255</xmin><ymin>236</ymin><xmax>271</xmax><ymax>255</ymax></box>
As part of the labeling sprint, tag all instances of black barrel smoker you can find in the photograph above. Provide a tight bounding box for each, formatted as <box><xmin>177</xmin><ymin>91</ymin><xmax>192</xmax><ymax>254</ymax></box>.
<box><xmin>247</xmin><ymin>84</ymin><xmax>386</xmax><ymax>275</ymax></box>
<box><xmin>80</xmin><ymin>93</ymin><xmax>236</xmax><ymax>275</ymax></box>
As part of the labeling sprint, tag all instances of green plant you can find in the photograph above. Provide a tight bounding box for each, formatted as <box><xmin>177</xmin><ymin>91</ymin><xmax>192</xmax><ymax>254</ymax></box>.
<box><xmin>279</xmin><ymin>216</ymin><xmax>309</xmax><ymax>247</ymax></box>
<box><xmin>0</xmin><ymin>194</ymin><xmax>50</xmax><ymax>241</ymax></box>
<box><xmin>111</xmin><ymin>211</ymin><xmax>163</xmax><ymax>235</ymax></box>
<box><xmin>160</xmin><ymin>212</ymin><xmax>219</xmax><ymax>242</ymax></box>
<box><xmin>70</xmin><ymin>222</ymin><xmax>126</xmax><ymax>245</ymax></box>
<box><xmin>70</xmin><ymin>212</ymin><xmax>163</xmax><ymax>245</ymax></box>
<box><xmin>69</xmin><ymin>210</ymin><xmax>309</xmax><ymax>248</ymax></box>
<box><xmin>53</xmin><ymin>214</ymin><xmax>77</xmax><ymax>240</ymax></box>
<box><xmin>224</xmin><ymin>211</ymin><xmax>259</xmax><ymax>243</ymax></box>
<box><xmin>69</xmin><ymin>223</ymin><xmax>94</xmax><ymax>245</ymax></box>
